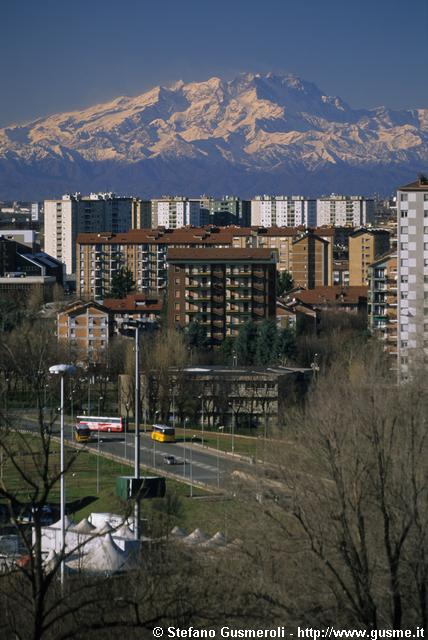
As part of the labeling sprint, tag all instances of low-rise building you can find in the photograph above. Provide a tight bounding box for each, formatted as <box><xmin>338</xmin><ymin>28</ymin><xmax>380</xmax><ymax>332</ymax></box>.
<box><xmin>288</xmin><ymin>285</ymin><xmax>368</xmax><ymax>314</ymax></box>
<box><xmin>57</xmin><ymin>301</ymin><xmax>111</xmax><ymax>360</ymax></box>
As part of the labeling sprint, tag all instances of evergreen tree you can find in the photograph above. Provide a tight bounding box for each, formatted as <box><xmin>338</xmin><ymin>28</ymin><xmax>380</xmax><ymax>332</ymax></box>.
<box><xmin>187</xmin><ymin>321</ymin><xmax>209</xmax><ymax>350</ymax></box>
<box><xmin>255</xmin><ymin>319</ymin><xmax>278</xmax><ymax>366</ymax></box>
<box><xmin>276</xmin><ymin>327</ymin><xmax>297</xmax><ymax>363</ymax></box>
<box><xmin>235</xmin><ymin>320</ymin><xmax>258</xmax><ymax>365</ymax></box>
<box><xmin>276</xmin><ymin>270</ymin><xmax>294</xmax><ymax>297</ymax></box>
<box><xmin>106</xmin><ymin>267</ymin><xmax>135</xmax><ymax>299</ymax></box>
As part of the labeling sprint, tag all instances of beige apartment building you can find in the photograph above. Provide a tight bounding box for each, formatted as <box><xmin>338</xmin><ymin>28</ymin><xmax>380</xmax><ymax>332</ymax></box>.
<box><xmin>349</xmin><ymin>229</ymin><xmax>391</xmax><ymax>286</ymax></box>
<box><xmin>57</xmin><ymin>301</ymin><xmax>111</xmax><ymax>360</ymax></box>
<box><xmin>292</xmin><ymin>232</ymin><xmax>332</xmax><ymax>289</ymax></box>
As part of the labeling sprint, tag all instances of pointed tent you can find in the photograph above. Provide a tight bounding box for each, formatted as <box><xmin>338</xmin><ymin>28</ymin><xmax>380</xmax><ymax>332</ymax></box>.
<box><xmin>170</xmin><ymin>526</ymin><xmax>187</xmax><ymax>538</ymax></box>
<box><xmin>95</xmin><ymin>521</ymin><xmax>113</xmax><ymax>535</ymax></box>
<box><xmin>43</xmin><ymin>549</ymin><xmax>59</xmax><ymax>573</ymax></box>
<box><xmin>73</xmin><ymin>518</ymin><xmax>96</xmax><ymax>534</ymax></box>
<box><xmin>82</xmin><ymin>533</ymin><xmax>134</xmax><ymax>574</ymax></box>
<box><xmin>52</xmin><ymin>515</ymin><xmax>75</xmax><ymax>530</ymax></box>
<box><xmin>183</xmin><ymin>528</ymin><xmax>209</xmax><ymax>545</ymax></box>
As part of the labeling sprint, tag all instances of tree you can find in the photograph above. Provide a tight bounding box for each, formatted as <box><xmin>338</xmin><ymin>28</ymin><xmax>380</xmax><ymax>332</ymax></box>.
<box><xmin>186</xmin><ymin>321</ymin><xmax>209</xmax><ymax>351</ymax></box>
<box><xmin>243</xmin><ymin>347</ymin><xmax>428</xmax><ymax>630</ymax></box>
<box><xmin>106</xmin><ymin>267</ymin><xmax>135</xmax><ymax>299</ymax></box>
<box><xmin>276</xmin><ymin>270</ymin><xmax>293</xmax><ymax>297</ymax></box>
<box><xmin>255</xmin><ymin>319</ymin><xmax>278</xmax><ymax>366</ymax></box>
<box><xmin>276</xmin><ymin>327</ymin><xmax>297</xmax><ymax>363</ymax></box>
<box><xmin>235</xmin><ymin>320</ymin><xmax>258</xmax><ymax>366</ymax></box>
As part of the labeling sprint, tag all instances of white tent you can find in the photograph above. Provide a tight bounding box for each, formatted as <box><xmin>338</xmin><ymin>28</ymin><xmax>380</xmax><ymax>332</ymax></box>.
<box><xmin>183</xmin><ymin>528</ymin><xmax>209</xmax><ymax>545</ymax></box>
<box><xmin>170</xmin><ymin>526</ymin><xmax>187</xmax><ymax>538</ymax></box>
<box><xmin>82</xmin><ymin>533</ymin><xmax>136</xmax><ymax>574</ymax></box>
<box><xmin>95</xmin><ymin>521</ymin><xmax>113</xmax><ymax>535</ymax></box>
<box><xmin>202</xmin><ymin>531</ymin><xmax>227</xmax><ymax>549</ymax></box>
<box><xmin>73</xmin><ymin>518</ymin><xmax>96</xmax><ymax>534</ymax></box>
<box><xmin>116</xmin><ymin>524</ymin><xmax>134</xmax><ymax>539</ymax></box>
<box><xmin>43</xmin><ymin>549</ymin><xmax>59</xmax><ymax>573</ymax></box>
<box><xmin>51</xmin><ymin>515</ymin><xmax>75</xmax><ymax>530</ymax></box>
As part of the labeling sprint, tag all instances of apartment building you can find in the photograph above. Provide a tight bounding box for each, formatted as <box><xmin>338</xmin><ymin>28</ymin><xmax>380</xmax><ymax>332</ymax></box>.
<box><xmin>57</xmin><ymin>301</ymin><xmax>111</xmax><ymax>360</ymax></box>
<box><xmin>167</xmin><ymin>248</ymin><xmax>277</xmax><ymax>345</ymax></box>
<box><xmin>230</xmin><ymin>226</ymin><xmax>334</xmax><ymax>278</ymax></box>
<box><xmin>251</xmin><ymin>196</ymin><xmax>316</xmax><ymax>227</ymax></box>
<box><xmin>367</xmin><ymin>251</ymin><xmax>398</xmax><ymax>362</ymax></box>
<box><xmin>77</xmin><ymin>226</ymin><xmax>334</xmax><ymax>300</ymax></box>
<box><xmin>152</xmin><ymin>197</ymin><xmax>202</xmax><ymax>228</ymax></box>
<box><xmin>349</xmin><ymin>228</ymin><xmax>390</xmax><ymax>286</ymax></box>
<box><xmin>316</xmin><ymin>195</ymin><xmax>375</xmax><ymax>227</ymax></box>
<box><xmin>131</xmin><ymin>200</ymin><xmax>152</xmax><ymax>229</ymax></box>
<box><xmin>292</xmin><ymin>232</ymin><xmax>331</xmax><ymax>289</ymax></box>
<box><xmin>76</xmin><ymin>227</ymin><xmax>234</xmax><ymax>300</ymax></box>
<box><xmin>44</xmin><ymin>193</ymin><xmax>137</xmax><ymax>275</ymax></box>
<box><xmin>201</xmin><ymin>196</ymin><xmax>251</xmax><ymax>226</ymax></box>
<box><xmin>397</xmin><ymin>177</ymin><xmax>428</xmax><ymax>380</ymax></box>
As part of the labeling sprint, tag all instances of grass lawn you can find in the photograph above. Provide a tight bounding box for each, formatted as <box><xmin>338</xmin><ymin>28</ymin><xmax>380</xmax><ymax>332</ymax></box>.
<box><xmin>0</xmin><ymin>433</ymin><xmax>244</xmax><ymax>538</ymax></box>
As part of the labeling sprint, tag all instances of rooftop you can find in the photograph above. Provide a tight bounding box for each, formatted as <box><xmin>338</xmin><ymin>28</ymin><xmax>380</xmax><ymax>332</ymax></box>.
<box><xmin>290</xmin><ymin>286</ymin><xmax>368</xmax><ymax>306</ymax></box>
<box><xmin>166</xmin><ymin>247</ymin><xmax>277</xmax><ymax>262</ymax></box>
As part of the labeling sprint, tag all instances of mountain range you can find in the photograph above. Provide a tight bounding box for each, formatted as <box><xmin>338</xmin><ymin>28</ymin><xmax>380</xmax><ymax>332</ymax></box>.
<box><xmin>0</xmin><ymin>72</ymin><xmax>427</xmax><ymax>200</ymax></box>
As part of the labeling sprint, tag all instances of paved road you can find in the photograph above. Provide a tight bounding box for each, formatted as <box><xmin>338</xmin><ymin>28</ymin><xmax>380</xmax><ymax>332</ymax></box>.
<box><xmin>20</xmin><ymin>418</ymin><xmax>253</xmax><ymax>491</ymax></box>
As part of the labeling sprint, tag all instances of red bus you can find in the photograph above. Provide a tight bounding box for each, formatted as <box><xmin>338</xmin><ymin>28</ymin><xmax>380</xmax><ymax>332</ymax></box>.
<box><xmin>76</xmin><ymin>415</ymin><xmax>123</xmax><ymax>433</ymax></box>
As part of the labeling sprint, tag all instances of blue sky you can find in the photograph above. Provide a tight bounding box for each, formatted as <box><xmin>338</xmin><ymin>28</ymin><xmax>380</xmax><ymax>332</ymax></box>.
<box><xmin>1</xmin><ymin>0</ymin><xmax>427</xmax><ymax>126</ymax></box>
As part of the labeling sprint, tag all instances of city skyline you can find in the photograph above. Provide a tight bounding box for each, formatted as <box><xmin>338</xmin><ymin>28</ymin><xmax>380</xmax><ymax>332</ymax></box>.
<box><xmin>1</xmin><ymin>0</ymin><xmax>427</xmax><ymax>127</ymax></box>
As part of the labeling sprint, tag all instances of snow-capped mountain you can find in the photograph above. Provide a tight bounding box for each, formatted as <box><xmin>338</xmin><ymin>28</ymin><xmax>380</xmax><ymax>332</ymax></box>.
<box><xmin>0</xmin><ymin>72</ymin><xmax>427</xmax><ymax>199</ymax></box>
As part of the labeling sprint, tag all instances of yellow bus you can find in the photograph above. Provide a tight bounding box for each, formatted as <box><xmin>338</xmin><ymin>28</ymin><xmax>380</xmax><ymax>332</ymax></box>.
<box><xmin>151</xmin><ymin>424</ymin><xmax>175</xmax><ymax>443</ymax></box>
<box><xmin>74</xmin><ymin>425</ymin><xmax>91</xmax><ymax>443</ymax></box>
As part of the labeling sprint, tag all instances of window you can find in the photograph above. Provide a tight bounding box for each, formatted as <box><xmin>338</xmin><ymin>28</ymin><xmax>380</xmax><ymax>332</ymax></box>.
<box><xmin>175</xmin><ymin>303</ymin><xmax>180</xmax><ymax>310</ymax></box>
<box><xmin>401</xmin><ymin>292</ymin><xmax>408</xmax><ymax>299</ymax></box>
<box><xmin>401</xmin><ymin>341</ymin><xmax>408</xmax><ymax>348</ymax></box>
<box><xmin>400</xmin><ymin>226</ymin><xmax>408</xmax><ymax>234</ymax></box>
<box><xmin>425</xmin><ymin>243</ymin><xmax>428</xmax><ymax>251</ymax></box>
<box><xmin>401</xmin><ymin>210</ymin><xmax>408</xmax><ymax>218</ymax></box>
<box><xmin>401</xmin><ymin>276</ymin><xmax>408</xmax><ymax>283</ymax></box>
<box><xmin>400</xmin><ymin>243</ymin><xmax>408</xmax><ymax>250</ymax></box>
<box><xmin>400</xmin><ymin>194</ymin><xmax>408</xmax><ymax>201</ymax></box>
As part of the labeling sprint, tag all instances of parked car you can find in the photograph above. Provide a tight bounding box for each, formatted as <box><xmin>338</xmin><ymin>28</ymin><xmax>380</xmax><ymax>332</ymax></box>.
<box><xmin>163</xmin><ymin>455</ymin><xmax>177</xmax><ymax>465</ymax></box>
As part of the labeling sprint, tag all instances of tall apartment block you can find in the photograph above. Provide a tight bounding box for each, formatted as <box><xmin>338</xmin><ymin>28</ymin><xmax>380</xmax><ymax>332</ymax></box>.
<box><xmin>201</xmin><ymin>196</ymin><xmax>251</xmax><ymax>226</ymax></box>
<box><xmin>131</xmin><ymin>200</ymin><xmax>152</xmax><ymax>229</ymax></box>
<box><xmin>397</xmin><ymin>177</ymin><xmax>428</xmax><ymax>380</ymax></box>
<box><xmin>167</xmin><ymin>248</ymin><xmax>277</xmax><ymax>345</ymax></box>
<box><xmin>349</xmin><ymin>228</ymin><xmax>390</xmax><ymax>286</ymax></box>
<box><xmin>44</xmin><ymin>193</ymin><xmax>137</xmax><ymax>275</ymax></box>
<box><xmin>251</xmin><ymin>196</ymin><xmax>316</xmax><ymax>227</ymax></box>
<box><xmin>367</xmin><ymin>250</ymin><xmax>398</xmax><ymax>363</ymax></box>
<box><xmin>292</xmin><ymin>231</ymin><xmax>332</xmax><ymax>289</ymax></box>
<box><xmin>316</xmin><ymin>195</ymin><xmax>374</xmax><ymax>227</ymax></box>
<box><xmin>152</xmin><ymin>197</ymin><xmax>202</xmax><ymax>228</ymax></box>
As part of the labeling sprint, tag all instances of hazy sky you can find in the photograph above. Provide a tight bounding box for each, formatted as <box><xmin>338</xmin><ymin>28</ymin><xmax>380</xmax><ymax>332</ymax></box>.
<box><xmin>1</xmin><ymin>0</ymin><xmax>427</xmax><ymax>127</ymax></box>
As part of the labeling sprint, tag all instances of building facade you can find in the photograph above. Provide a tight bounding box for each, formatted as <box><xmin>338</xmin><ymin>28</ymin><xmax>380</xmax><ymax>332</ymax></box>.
<box><xmin>152</xmin><ymin>197</ymin><xmax>202</xmax><ymax>229</ymax></box>
<box><xmin>349</xmin><ymin>229</ymin><xmax>391</xmax><ymax>286</ymax></box>
<box><xmin>44</xmin><ymin>193</ymin><xmax>136</xmax><ymax>275</ymax></box>
<box><xmin>251</xmin><ymin>196</ymin><xmax>316</xmax><ymax>227</ymax></box>
<box><xmin>201</xmin><ymin>196</ymin><xmax>251</xmax><ymax>227</ymax></box>
<box><xmin>316</xmin><ymin>195</ymin><xmax>375</xmax><ymax>227</ymax></box>
<box><xmin>397</xmin><ymin>177</ymin><xmax>428</xmax><ymax>380</ymax></box>
<box><xmin>292</xmin><ymin>232</ymin><xmax>332</xmax><ymax>289</ymax></box>
<box><xmin>167</xmin><ymin>248</ymin><xmax>277</xmax><ymax>345</ymax></box>
<box><xmin>367</xmin><ymin>251</ymin><xmax>398</xmax><ymax>363</ymax></box>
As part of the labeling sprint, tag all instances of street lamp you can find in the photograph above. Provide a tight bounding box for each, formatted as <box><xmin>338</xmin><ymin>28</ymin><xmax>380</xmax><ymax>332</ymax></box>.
<box><xmin>48</xmin><ymin>363</ymin><xmax>76</xmax><ymax>589</ymax></box>
<box><xmin>98</xmin><ymin>395</ymin><xmax>103</xmax><ymax>416</ymax></box>
<box><xmin>183</xmin><ymin>417</ymin><xmax>189</xmax><ymax>478</ymax></box>
<box><xmin>228</xmin><ymin>402</ymin><xmax>235</xmax><ymax>455</ymax></box>
<box><xmin>198</xmin><ymin>394</ymin><xmax>205</xmax><ymax>445</ymax></box>
<box><xmin>121</xmin><ymin>319</ymin><xmax>144</xmax><ymax>540</ymax></box>
<box><xmin>217</xmin><ymin>426</ymin><xmax>224</xmax><ymax>489</ymax></box>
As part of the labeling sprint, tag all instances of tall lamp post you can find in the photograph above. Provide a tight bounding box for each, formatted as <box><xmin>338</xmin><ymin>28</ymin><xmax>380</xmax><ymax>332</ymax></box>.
<box><xmin>121</xmin><ymin>319</ymin><xmax>143</xmax><ymax>540</ymax></box>
<box><xmin>217</xmin><ymin>426</ymin><xmax>224</xmax><ymax>489</ymax></box>
<box><xmin>198</xmin><ymin>394</ymin><xmax>205</xmax><ymax>445</ymax></box>
<box><xmin>48</xmin><ymin>364</ymin><xmax>76</xmax><ymax>589</ymax></box>
<box><xmin>228</xmin><ymin>402</ymin><xmax>235</xmax><ymax>455</ymax></box>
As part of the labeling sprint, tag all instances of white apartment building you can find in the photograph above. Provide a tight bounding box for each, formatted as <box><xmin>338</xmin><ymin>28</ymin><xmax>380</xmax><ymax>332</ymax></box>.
<box><xmin>397</xmin><ymin>177</ymin><xmax>428</xmax><ymax>381</ymax></box>
<box><xmin>316</xmin><ymin>195</ymin><xmax>374</xmax><ymax>227</ymax></box>
<box><xmin>44</xmin><ymin>193</ymin><xmax>135</xmax><ymax>275</ymax></box>
<box><xmin>152</xmin><ymin>197</ymin><xmax>202</xmax><ymax>228</ymax></box>
<box><xmin>251</xmin><ymin>196</ymin><xmax>316</xmax><ymax>227</ymax></box>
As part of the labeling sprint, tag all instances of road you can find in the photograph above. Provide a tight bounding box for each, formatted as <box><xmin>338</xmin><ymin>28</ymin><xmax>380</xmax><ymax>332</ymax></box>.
<box><xmin>20</xmin><ymin>417</ymin><xmax>254</xmax><ymax>491</ymax></box>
